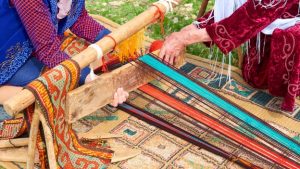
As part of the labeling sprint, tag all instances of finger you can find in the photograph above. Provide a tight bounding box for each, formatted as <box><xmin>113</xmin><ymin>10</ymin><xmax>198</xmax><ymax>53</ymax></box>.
<box><xmin>164</xmin><ymin>51</ymin><xmax>171</xmax><ymax>63</ymax></box>
<box><xmin>112</xmin><ymin>93</ymin><xmax>119</xmax><ymax>107</ymax></box>
<box><xmin>158</xmin><ymin>45</ymin><xmax>166</xmax><ymax>60</ymax></box>
<box><xmin>118</xmin><ymin>95</ymin><xmax>126</xmax><ymax>104</ymax></box>
<box><xmin>172</xmin><ymin>51</ymin><xmax>181</xmax><ymax>65</ymax></box>
<box><xmin>169</xmin><ymin>55</ymin><xmax>174</xmax><ymax>65</ymax></box>
<box><xmin>124</xmin><ymin>91</ymin><xmax>129</xmax><ymax>98</ymax></box>
<box><xmin>117</xmin><ymin>88</ymin><xmax>123</xmax><ymax>95</ymax></box>
<box><xmin>173</xmin><ymin>55</ymin><xmax>177</xmax><ymax>65</ymax></box>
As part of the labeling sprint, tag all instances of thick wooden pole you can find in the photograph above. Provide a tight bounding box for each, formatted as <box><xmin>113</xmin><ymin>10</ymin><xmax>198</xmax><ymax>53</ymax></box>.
<box><xmin>3</xmin><ymin>1</ymin><xmax>180</xmax><ymax>116</ymax></box>
<box><xmin>26</xmin><ymin>108</ymin><xmax>40</xmax><ymax>169</ymax></box>
<box><xmin>36</xmin><ymin>105</ymin><xmax>57</xmax><ymax>169</ymax></box>
<box><xmin>0</xmin><ymin>138</ymin><xmax>28</xmax><ymax>148</ymax></box>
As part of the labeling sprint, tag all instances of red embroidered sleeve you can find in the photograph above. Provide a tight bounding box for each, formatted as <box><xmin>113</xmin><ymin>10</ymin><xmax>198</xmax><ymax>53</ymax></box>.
<box><xmin>13</xmin><ymin>0</ymin><xmax>69</xmax><ymax>68</ymax></box>
<box><xmin>70</xmin><ymin>8</ymin><xmax>108</xmax><ymax>43</ymax></box>
<box><xmin>205</xmin><ymin>0</ymin><xmax>296</xmax><ymax>54</ymax></box>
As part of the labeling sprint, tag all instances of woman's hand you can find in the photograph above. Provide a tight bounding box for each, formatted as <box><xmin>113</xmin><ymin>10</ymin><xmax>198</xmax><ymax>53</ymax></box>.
<box><xmin>111</xmin><ymin>88</ymin><xmax>129</xmax><ymax>107</ymax></box>
<box><xmin>159</xmin><ymin>32</ymin><xmax>186</xmax><ymax>65</ymax></box>
<box><xmin>159</xmin><ymin>24</ymin><xmax>211</xmax><ymax>65</ymax></box>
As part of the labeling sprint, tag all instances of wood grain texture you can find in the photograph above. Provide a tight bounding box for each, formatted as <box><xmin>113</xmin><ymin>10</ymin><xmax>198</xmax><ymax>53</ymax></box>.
<box><xmin>0</xmin><ymin>147</ymin><xmax>28</xmax><ymax>162</ymax></box>
<box><xmin>26</xmin><ymin>107</ymin><xmax>40</xmax><ymax>169</ymax></box>
<box><xmin>65</xmin><ymin>62</ymin><xmax>155</xmax><ymax>123</ymax></box>
<box><xmin>0</xmin><ymin>138</ymin><xmax>28</xmax><ymax>149</ymax></box>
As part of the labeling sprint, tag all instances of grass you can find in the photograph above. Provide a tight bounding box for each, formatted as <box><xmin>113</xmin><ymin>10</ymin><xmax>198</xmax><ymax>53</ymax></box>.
<box><xmin>85</xmin><ymin>0</ymin><xmax>239</xmax><ymax>66</ymax></box>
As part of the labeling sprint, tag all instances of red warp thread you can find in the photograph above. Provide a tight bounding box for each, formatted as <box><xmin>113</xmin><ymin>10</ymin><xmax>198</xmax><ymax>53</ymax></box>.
<box><xmin>152</xmin><ymin>4</ymin><xmax>165</xmax><ymax>35</ymax></box>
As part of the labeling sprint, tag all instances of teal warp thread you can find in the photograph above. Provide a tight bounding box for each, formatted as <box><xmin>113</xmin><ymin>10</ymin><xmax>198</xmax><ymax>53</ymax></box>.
<box><xmin>139</xmin><ymin>54</ymin><xmax>300</xmax><ymax>155</ymax></box>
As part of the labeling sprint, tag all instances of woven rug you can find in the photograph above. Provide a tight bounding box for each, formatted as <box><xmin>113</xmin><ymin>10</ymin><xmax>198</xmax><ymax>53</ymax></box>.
<box><xmin>71</xmin><ymin>57</ymin><xmax>300</xmax><ymax>168</ymax></box>
<box><xmin>1</xmin><ymin>35</ymin><xmax>300</xmax><ymax>168</ymax></box>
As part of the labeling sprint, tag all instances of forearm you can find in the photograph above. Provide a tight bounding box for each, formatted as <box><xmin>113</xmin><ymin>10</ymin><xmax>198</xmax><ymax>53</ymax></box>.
<box><xmin>70</xmin><ymin>8</ymin><xmax>110</xmax><ymax>43</ymax></box>
<box><xmin>179</xmin><ymin>24</ymin><xmax>212</xmax><ymax>46</ymax></box>
<box><xmin>206</xmin><ymin>0</ymin><xmax>296</xmax><ymax>54</ymax></box>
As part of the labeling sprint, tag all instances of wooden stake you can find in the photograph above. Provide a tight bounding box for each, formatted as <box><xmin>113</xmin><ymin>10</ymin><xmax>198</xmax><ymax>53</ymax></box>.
<box><xmin>35</xmin><ymin>105</ymin><xmax>57</xmax><ymax>169</ymax></box>
<box><xmin>27</xmin><ymin>107</ymin><xmax>40</xmax><ymax>169</ymax></box>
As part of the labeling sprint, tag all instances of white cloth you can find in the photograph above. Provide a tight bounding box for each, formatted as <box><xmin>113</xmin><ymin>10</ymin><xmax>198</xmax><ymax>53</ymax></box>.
<box><xmin>57</xmin><ymin>0</ymin><xmax>72</xmax><ymax>19</ymax></box>
<box><xmin>214</xmin><ymin>0</ymin><xmax>300</xmax><ymax>34</ymax></box>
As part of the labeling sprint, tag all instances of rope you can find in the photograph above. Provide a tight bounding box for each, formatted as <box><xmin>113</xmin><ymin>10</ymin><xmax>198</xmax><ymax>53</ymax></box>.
<box><xmin>155</xmin><ymin>0</ymin><xmax>178</xmax><ymax>13</ymax></box>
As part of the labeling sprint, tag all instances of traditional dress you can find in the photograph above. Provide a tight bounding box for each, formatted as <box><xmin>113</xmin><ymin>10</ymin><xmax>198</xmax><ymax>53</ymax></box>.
<box><xmin>0</xmin><ymin>0</ymin><xmax>110</xmax><ymax>86</ymax></box>
<box><xmin>195</xmin><ymin>0</ymin><xmax>300</xmax><ymax>111</ymax></box>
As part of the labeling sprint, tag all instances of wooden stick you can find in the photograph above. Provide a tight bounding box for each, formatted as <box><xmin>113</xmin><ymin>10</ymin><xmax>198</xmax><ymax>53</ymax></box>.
<box><xmin>27</xmin><ymin>108</ymin><xmax>40</xmax><ymax>169</ymax></box>
<box><xmin>36</xmin><ymin>105</ymin><xmax>57</xmax><ymax>169</ymax></box>
<box><xmin>3</xmin><ymin>1</ymin><xmax>180</xmax><ymax>116</ymax></box>
<box><xmin>0</xmin><ymin>138</ymin><xmax>28</xmax><ymax>148</ymax></box>
<box><xmin>0</xmin><ymin>161</ymin><xmax>26</xmax><ymax>169</ymax></box>
<box><xmin>0</xmin><ymin>147</ymin><xmax>28</xmax><ymax>162</ymax></box>
<box><xmin>197</xmin><ymin>0</ymin><xmax>209</xmax><ymax>18</ymax></box>
<box><xmin>91</xmin><ymin>14</ymin><xmax>155</xmax><ymax>46</ymax></box>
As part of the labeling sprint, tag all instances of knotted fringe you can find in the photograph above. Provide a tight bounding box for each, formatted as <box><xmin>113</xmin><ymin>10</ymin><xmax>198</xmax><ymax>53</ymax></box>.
<box><xmin>114</xmin><ymin>29</ymin><xmax>146</xmax><ymax>63</ymax></box>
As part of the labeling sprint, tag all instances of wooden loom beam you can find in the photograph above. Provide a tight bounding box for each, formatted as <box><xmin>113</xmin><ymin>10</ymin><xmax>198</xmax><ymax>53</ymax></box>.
<box><xmin>3</xmin><ymin>1</ymin><xmax>181</xmax><ymax>116</ymax></box>
<box><xmin>65</xmin><ymin>62</ymin><xmax>155</xmax><ymax>123</ymax></box>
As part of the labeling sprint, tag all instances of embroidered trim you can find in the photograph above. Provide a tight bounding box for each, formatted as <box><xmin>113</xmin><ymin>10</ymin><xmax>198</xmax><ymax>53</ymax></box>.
<box><xmin>0</xmin><ymin>40</ymin><xmax>32</xmax><ymax>85</ymax></box>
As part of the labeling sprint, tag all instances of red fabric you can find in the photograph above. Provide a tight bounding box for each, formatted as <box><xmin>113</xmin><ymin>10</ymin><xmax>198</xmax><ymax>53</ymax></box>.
<box><xmin>13</xmin><ymin>0</ymin><xmax>106</xmax><ymax>68</ymax></box>
<box><xmin>70</xmin><ymin>9</ymin><xmax>106</xmax><ymax>43</ymax></box>
<box><xmin>205</xmin><ymin>1</ymin><xmax>298</xmax><ymax>54</ymax></box>
<box><xmin>197</xmin><ymin>1</ymin><xmax>300</xmax><ymax>111</ymax></box>
<box><xmin>149</xmin><ymin>40</ymin><xmax>164</xmax><ymax>52</ymax></box>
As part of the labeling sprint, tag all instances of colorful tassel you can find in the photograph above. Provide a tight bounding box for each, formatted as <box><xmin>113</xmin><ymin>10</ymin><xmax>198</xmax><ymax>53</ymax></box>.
<box><xmin>114</xmin><ymin>29</ymin><xmax>146</xmax><ymax>63</ymax></box>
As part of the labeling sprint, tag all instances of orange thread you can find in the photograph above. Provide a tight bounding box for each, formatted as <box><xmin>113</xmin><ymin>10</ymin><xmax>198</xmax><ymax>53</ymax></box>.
<box><xmin>101</xmin><ymin>56</ymin><xmax>109</xmax><ymax>72</ymax></box>
<box><xmin>102</xmin><ymin>35</ymin><xmax>117</xmax><ymax>72</ymax></box>
<box><xmin>152</xmin><ymin>4</ymin><xmax>165</xmax><ymax>35</ymax></box>
<box><xmin>105</xmin><ymin>35</ymin><xmax>117</xmax><ymax>51</ymax></box>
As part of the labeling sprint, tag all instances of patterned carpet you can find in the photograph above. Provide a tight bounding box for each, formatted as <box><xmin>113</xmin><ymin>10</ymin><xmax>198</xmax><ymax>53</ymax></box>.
<box><xmin>71</xmin><ymin>54</ymin><xmax>300</xmax><ymax>168</ymax></box>
<box><xmin>1</xmin><ymin>35</ymin><xmax>300</xmax><ymax>169</ymax></box>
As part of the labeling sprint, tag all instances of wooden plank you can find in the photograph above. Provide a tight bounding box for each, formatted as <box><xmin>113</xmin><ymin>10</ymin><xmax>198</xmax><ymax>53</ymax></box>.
<box><xmin>65</xmin><ymin>62</ymin><xmax>155</xmax><ymax>123</ymax></box>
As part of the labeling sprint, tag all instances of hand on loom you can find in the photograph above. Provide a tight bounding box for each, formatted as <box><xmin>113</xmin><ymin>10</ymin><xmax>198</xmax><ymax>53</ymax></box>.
<box><xmin>159</xmin><ymin>24</ymin><xmax>211</xmax><ymax>64</ymax></box>
<box><xmin>111</xmin><ymin>87</ymin><xmax>129</xmax><ymax>107</ymax></box>
<box><xmin>85</xmin><ymin>74</ymin><xmax>129</xmax><ymax>107</ymax></box>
